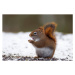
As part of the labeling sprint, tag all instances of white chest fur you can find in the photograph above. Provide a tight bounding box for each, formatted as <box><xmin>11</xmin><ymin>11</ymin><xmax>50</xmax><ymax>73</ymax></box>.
<box><xmin>35</xmin><ymin>47</ymin><xmax>53</xmax><ymax>57</ymax></box>
<box><xmin>35</xmin><ymin>38</ymin><xmax>40</xmax><ymax>42</ymax></box>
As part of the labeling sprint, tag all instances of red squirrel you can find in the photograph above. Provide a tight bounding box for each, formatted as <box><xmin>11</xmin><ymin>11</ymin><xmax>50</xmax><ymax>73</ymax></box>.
<box><xmin>28</xmin><ymin>22</ymin><xmax>57</xmax><ymax>59</ymax></box>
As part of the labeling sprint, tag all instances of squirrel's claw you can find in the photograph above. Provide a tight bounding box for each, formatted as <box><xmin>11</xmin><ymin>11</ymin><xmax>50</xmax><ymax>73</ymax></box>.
<box><xmin>28</xmin><ymin>40</ymin><xmax>34</xmax><ymax>43</ymax></box>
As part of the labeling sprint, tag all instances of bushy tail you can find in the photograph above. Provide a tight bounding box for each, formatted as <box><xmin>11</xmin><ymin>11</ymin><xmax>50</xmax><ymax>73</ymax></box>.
<box><xmin>44</xmin><ymin>22</ymin><xmax>57</xmax><ymax>42</ymax></box>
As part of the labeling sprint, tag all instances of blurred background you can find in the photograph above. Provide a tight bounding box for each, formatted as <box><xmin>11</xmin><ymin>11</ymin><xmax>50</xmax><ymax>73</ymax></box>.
<box><xmin>3</xmin><ymin>14</ymin><xmax>73</xmax><ymax>33</ymax></box>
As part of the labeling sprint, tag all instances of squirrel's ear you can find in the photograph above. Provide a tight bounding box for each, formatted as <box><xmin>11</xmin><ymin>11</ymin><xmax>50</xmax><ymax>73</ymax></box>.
<box><xmin>38</xmin><ymin>26</ymin><xmax>44</xmax><ymax>32</ymax></box>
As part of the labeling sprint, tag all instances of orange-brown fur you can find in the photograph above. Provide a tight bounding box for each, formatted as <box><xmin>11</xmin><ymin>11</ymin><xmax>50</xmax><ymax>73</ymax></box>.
<box><xmin>28</xmin><ymin>22</ymin><xmax>57</xmax><ymax>58</ymax></box>
<box><xmin>43</xmin><ymin>22</ymin><xmax>57</xmax><ymax>43</ymax></box>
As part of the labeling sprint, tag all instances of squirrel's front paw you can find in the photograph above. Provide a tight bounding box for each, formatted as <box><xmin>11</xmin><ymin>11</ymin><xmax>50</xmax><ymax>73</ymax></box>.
<box><xmin>28</xmin><ymin>40</ymin><xmax>34</xmax><ymax>43</ymax></box>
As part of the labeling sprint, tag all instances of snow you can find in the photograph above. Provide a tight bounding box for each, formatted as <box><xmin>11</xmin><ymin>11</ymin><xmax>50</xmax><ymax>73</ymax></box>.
<box><xmin>2</xmin><ymin>32</ymin><xmax>73</xmax><ymax>60</ymax></box>
<box><xmin>54</xmin><ymin>32</ymin><xmax>73</xmax><ymax>60</ymax></box>
<box><xmin>2</xmin><ymin>32</ymin><xmax>36</xmax><ymax>57</ymax></box>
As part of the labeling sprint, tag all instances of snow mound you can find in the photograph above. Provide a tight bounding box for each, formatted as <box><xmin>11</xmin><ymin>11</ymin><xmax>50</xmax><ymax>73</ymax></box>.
<box><xmin>54</xmin><ymin>32</ymin><xmax>73</xmax><ymax>60</ymax></box>
<box><xmin>2</xmin><ymin>32</ymin><xmax>73</xmax><ymax>61</ymax></box>
<box><xmin>3</xmin><ymin>32</ymin><xmax>36</xmax><ymax>57</ymax></box>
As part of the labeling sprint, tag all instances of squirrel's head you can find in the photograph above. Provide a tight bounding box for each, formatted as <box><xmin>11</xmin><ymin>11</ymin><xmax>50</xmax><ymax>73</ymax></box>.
<box><xmin>29</xmin><ymin>28</ymin><xmax>45</xmax><ymax>42</ymax></box>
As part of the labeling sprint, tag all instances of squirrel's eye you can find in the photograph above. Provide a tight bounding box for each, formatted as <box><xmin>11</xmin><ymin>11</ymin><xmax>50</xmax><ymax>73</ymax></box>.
<box><xmin>34</xmin><ymin>32</ymin><xmax>37</xmax><ymax>35</ymax></box>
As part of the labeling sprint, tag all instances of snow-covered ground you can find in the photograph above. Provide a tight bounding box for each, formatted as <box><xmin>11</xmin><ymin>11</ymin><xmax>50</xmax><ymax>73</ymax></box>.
<box><xmin>2</xmin><ymin>32</ymin><xmax>73</xmax><ymax>61</ymax></box>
